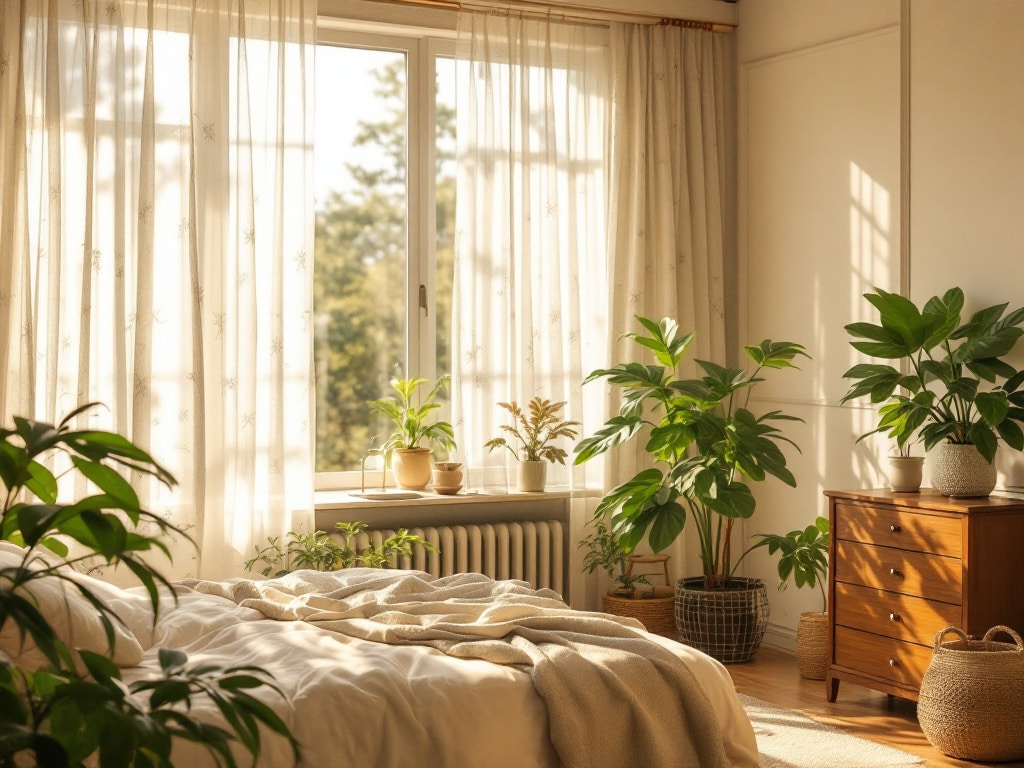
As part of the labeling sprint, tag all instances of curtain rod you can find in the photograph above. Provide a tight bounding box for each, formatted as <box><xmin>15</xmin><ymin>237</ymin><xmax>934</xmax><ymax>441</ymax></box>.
<box><xmin>373</xmin><ymin>0</ymin><xmax>737</xmax><ymax>31</ymax></box>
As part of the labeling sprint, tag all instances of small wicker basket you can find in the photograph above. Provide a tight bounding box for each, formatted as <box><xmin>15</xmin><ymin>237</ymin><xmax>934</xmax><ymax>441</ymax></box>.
<box><xmin>602</xmin><ymin>590</ymin><xmax>678</xmax><ymax>639</ymax></box>
<box><xmin>917</xmin><ymin>625</ymin><xmax>1024</xmax><ymax>762</ymax></box>
<box><xmin>795</xmin><ymin>611</ymin><xmax>828</xmax><ymax>680</ymax></box>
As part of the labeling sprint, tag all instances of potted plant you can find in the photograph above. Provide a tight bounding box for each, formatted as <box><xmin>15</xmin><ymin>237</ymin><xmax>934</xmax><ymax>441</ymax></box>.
<box><xmin>574</xmin><ymin>316</ymin><xmax>807</xmax><ymax>662</ymax></box>
<box><xmin>484</xmin><ymin>397</ymin><xmax>581</xmax><ymax>492</ymax></box>
<box><xmin>369</xmin><ymin>376</ymin><xmax>457</xmax><ymax>489</ymax></box>
<box><xmin>747</xmin><ymin>517</ymin><xmax>829</xmax><ymax>679</ymax></box>
<box><xmin>888</xmin><ymin>440</ymin><xmax>925</xmax><ymax>493</ymax></box>
<box><xmin>245</xmin><ymin>521</ymin><xmax>437</xmax><ymax>577</ymax></box>
<box><xmin>0</xmin><ymin>404</ymin><xmax>297</xmax><ymax>765</ymax></box>
<box><xmin>841</xmin><ymin>287</ymin><xmax>1024</xmax><ymax>497</ymax></box>
<box><xmin>579</xmin><ymin>516</ymin><xmax>678</xmax><ymax>638</ymax></box>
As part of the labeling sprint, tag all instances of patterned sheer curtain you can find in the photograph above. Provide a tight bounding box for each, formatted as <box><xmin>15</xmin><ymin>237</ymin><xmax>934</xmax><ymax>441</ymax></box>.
<box><xmin>604</xmin><ymin>22</ymin><xmax>735</xmax><ymax>579</ymax></box>
<box><xmin>452</xmin><ymin>12</ymin><xmax>610</xmax><ymax>605</ymax></box>
<box><xmin>0</xmin><ymin>1</ymin><xmax>316</xmax><ymax>580</ymax></box>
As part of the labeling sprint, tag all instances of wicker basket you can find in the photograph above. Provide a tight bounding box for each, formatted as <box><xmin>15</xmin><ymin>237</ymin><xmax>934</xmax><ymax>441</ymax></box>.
<box><xmin>917</xmin><ymin>625</ymin><xmax>1024</xmax><ymax>762</ymax></box>
<box><xmin>674</xmin><ymin>577</ymin><xmax>768</xmax><ymax>664</ymax></box>
<box><xmin>795</xmin><ymin>611</ymin><xmax>828</xmax><ymax>680</ymax></box>
<box><xmin>602</xmin><ymin>588</ymin><xmax>678</xmax><ymax>639</ymax></box>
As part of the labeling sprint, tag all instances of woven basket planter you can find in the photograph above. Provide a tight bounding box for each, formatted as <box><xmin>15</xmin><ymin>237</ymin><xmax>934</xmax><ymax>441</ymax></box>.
<box><xmin>602</xmin><ymin>588</ymin><xmax>678</xmax><ymax>639</ymax></box>
<box><xmin>918</xmin><ymin>625</ymin><xmax>1024</xmax><ymax>762</ymax></box>
<box><xmin>674</xmin><ymin>577</ymin><xmax>768</xmax><ymax>664</ymax></box>
<box><xmin>796</xmin><ymin>611</ymin><xmax>828</xmax><ymax>680</ymax></box>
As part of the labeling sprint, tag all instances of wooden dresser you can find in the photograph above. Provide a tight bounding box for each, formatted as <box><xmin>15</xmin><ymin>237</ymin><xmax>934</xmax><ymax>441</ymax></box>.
<box><xmin>825</xmin><ymin>489</ymin><xmax>1024</xmax><ymax>702</ymax></box>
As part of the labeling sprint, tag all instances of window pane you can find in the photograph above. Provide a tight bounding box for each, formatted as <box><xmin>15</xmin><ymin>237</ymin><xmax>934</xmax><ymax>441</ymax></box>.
<box><xmin>435</xmin><ymin>56</ymin><xmax>456</xmax><ymax>400</ymax></box>
<box><xmin>314</xmin><ymin>46</ymin><xmax>408</xmax><ymax>472</ymax></box>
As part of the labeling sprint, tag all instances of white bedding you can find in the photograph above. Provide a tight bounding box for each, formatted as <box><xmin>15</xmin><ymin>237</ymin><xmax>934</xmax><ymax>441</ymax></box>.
<box><xmin>110</xmin><ymin>569</ymin><xmax>758</xmax><ymax>768</ymax></box>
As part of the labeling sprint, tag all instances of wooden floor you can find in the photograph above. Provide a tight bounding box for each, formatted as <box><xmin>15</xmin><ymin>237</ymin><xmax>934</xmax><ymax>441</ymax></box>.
<box><xmin>727</xmin><ymin>646</ymin><xmax>1023</xmax><ymax>768</ymax></box>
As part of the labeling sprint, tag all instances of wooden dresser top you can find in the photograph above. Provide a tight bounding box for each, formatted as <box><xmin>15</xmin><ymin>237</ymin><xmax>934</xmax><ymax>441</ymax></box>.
<box><xmin>824</xmin><ymin>488</ymin><xmax>1024</xmax><ymax>514</ymax></box>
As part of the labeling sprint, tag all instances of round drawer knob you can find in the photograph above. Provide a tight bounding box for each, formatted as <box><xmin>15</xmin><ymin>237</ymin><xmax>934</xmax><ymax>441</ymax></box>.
<box><xmin>889</xmin><ymin>568</ymin><xmax>903</xmax><ymax>578</ymax></box>
<box><xmin>890</xmin><ymin>524</ymin><xmax>901</xmax><ymax>533</ymax></box>
<box><xmin>889</xmin><ymin>613</ymin><xmax>901</xmax><ymax>622</ymax></box>
<box><xmin>889</xmin><ymin>658</ymin><xmax>899</xmax><ymax>668</ymax></box>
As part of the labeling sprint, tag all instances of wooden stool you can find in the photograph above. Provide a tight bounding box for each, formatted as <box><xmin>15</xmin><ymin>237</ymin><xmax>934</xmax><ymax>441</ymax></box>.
<box><xmin>626</xmin><ymin>554</ymin><xmax>671</xmax><ymax>586</ymax></box>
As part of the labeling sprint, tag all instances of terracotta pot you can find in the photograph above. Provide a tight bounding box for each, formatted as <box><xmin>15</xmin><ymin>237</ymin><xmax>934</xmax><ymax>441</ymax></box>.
<box><xmin>391</xmin><ymin>448</ymin><xmax>433</xmax><ymax>489</ymax></box>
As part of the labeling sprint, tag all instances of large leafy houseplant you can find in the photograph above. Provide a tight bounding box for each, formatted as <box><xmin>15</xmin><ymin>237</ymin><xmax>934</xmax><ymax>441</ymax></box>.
<box><xmin>0</xmin><ymin>404</ymin><xmax>298</xmax><ymax>767</ymax></box>
<box><xmin>484</xmin><ymin>398</ymin><xmax>581</xmax><ymax>465</ymax></box>
<box><xmin>841</xmin><ymin>286</ymin><xmax>1024</xmax><ymax>463</ymax></box>
<box><xmin>574</xmin><ymin>316</ymin><xmax>808</xmax><ymax>588</ymax></box>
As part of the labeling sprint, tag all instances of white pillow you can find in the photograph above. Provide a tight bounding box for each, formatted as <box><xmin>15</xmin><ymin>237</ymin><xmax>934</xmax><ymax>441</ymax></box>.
<box><xmin>0</xmin><ymin>542</ymin><xmax>145</xmax><ymax>669</ymax></box>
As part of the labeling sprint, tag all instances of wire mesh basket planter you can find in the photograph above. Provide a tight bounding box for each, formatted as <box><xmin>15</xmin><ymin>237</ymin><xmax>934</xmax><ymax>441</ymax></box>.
<box><xmin>917</xmin><ymin>625</ymin><xmax>1024</xmax><ymax>762</ymax></box>
<box><xmin>674</xmin><ymin>576</ymin><xmax>768</xmax><ymax>664</ymax></box>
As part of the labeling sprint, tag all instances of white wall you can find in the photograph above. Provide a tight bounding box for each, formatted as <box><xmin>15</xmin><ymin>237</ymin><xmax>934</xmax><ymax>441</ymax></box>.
<box><xmin>737</xmin><ymin>0</ymin><xmax>901</xmax><ymax>648</ymax></box>
<box><xmin>909</xmin><ymin>0</ymin><xmax>1024</xmax><ymax>488</ymax></box>
<box><xmin>738</xmin><ymin>0</ymin><xmax>1024</xmax><ymax>648</ymax></box>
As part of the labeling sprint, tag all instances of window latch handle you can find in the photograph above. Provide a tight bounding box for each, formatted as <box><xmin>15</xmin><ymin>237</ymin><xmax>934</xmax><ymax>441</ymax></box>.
<box><xmin>419</xmin><ymin>284</ymin><xmax>428</xmax><ymax>316</ymax></box>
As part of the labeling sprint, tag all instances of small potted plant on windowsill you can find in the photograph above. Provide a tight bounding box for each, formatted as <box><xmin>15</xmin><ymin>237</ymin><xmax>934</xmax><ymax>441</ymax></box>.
<box><xmin>747</xmin><ymin>517</ymin><xmax>830</xmax><ymax>680</ymax></box>
<box><xmin>484</xmin><ymin>397</ymin><xmax>581</xmax><ymax>492</ymax></box>
<box><xmin>888</xmin><ymin>440</ymin><xmax>925</xmax><ymax>493</ymax></box>
<box><xmin>369</xmin><ymin>376</ymin><xmax>457</xmax><ymax>490</ymax></box>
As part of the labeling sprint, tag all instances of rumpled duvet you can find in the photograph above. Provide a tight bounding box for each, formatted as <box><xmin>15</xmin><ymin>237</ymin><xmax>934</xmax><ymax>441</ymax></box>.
<box><xmin>177</xmin><ymin>568</ymin><xmax>757</xmax><ymax>768</ymax></box>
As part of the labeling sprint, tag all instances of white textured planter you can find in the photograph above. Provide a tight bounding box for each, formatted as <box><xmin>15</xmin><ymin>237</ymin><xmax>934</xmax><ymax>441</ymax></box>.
<box><xmin>930</xmin><ymin>442</ymin><xmax>997</xmax><ymax>498</ymax></box>
<box><xmin>517</xmin><ymin>460</ymin><xmax>547</xmax><ymax>492</ymax></box>
<box><xmin>888</xmin><ymin>456</ymin><xmax>924</xmax><ymax>493</ymax></box>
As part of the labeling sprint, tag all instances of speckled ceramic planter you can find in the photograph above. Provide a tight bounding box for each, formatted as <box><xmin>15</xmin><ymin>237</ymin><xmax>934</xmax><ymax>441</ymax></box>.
<box><xmin>930</xmin><ymin>442</ymin><xmax>996</xmax><ymax>498</ymax></box>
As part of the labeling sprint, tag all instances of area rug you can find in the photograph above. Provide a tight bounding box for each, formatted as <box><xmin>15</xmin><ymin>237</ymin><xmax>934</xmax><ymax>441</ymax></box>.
<box><xmin>740</xmin><ymin>694</ymin><xmax>924</xmax><ymax>768</ymax></box>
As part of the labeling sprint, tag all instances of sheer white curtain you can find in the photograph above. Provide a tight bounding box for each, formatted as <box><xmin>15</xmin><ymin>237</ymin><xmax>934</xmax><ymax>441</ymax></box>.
<box><xmin>452</xmin><ymin>12</ymin><xmax>610</xmax><ymax>605</ymax></box>
<box><xmin>605</xmin><ymin>23</ymin><xmax>735</xmax><ymax>580</ymax></box>
<box><xmin>0</xmin><ymin>1</ymin><xmax>316</xmax><ymax>580</ymax></box>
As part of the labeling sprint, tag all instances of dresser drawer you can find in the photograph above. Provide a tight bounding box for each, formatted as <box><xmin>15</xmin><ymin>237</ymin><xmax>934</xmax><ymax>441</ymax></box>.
<box><xmin>834</xmin><ymin>502</ymin><xmax>962</xmax><ymax>557</ymax></box>
<box><xmin>833</xmin><ymin>626</ymin><xmax>933</xmax><ymax>690</ymax></box>
<box><xmin>834</xmin><ymin>540</ymin><xmax>962</xmax><ymax>603</ymax></box>
<box><xmin>833</xmin><ymin>582</ymin><xmax>962</xmax><ymax>645</ymax></box>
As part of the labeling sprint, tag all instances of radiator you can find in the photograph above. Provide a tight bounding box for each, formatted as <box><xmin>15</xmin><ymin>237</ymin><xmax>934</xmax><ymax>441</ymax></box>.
<box><xmin>349</xmin><ymin>520</ymin><xmax>565</xmax><ymax>598</ymax></box>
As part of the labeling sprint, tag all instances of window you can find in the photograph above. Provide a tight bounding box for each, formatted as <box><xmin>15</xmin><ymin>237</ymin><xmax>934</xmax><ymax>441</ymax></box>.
<box><xmin>313</xmin><ymin>28</ymin><xmax>455</xmax><ymax>482</ymax></box>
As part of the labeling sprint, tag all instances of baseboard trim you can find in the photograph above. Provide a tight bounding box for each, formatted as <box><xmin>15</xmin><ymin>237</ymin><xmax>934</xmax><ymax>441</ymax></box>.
<box><xmin>762</xmin><ymin>621</ymin><xmax>796</xmax><ymax>653</ymax></box>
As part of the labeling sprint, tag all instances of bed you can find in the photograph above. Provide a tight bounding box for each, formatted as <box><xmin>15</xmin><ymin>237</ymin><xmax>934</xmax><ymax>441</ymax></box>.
<box><xmin>2</xmin><ymin>546</ymin><xmax>759</xmax><ymax>768</ymax></box>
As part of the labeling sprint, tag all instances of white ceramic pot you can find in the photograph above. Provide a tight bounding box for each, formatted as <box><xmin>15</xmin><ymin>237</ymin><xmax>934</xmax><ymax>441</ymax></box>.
<box><xmin>930</xmin><ymin>442</ymin><xmax>997</xmax><ymax>498</ymax></box>
<box><xmin>391</xmin><ymin>448</ymin><xmax>433</xmax><ymax>490</ymax></box>
<box><xmin>888</xmin><ymin>456</ymin><xmax>924</xmax><ymax>493</ymax></box>
<box><xmin>517</xmin><ymin>460</ymin><xmax>547</xmax><ymax>492</ymax></box>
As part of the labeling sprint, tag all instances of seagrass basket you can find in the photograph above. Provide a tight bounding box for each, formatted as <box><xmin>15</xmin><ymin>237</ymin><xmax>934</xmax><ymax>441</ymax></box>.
<box><xmin>917</xmin><ymin>625</ymin><xmax>1024</xmax><ymax>762</ymax></box>
<box><xmin>602</xmin><ymin>588</ymin><xmax>678</xmax><ymax>639</ymax></box>
<box><xmin>795</xmin><ymin>611</ymin><xmax>828</xmax><ymax>680</ymax></box>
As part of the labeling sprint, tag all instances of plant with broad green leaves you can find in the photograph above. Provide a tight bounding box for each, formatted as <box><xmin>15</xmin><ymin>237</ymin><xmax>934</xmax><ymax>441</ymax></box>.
<box><xmin>841</xmin><ymin>286</ymin><xmax>1024</xmax><ymax>463</ymax></box>
<box><xmin>574</xmin><ymin>316</ymin><xmax>808</xmax><ymax>588</ymax></box>
<box><xmin>0</xmin><ymin>404</ymin><xmax>299</xmax><ymax>767</ymax></box>
<box><xmin>484</xmin><ymin>397</ymin><xmax>581</xmax><ymax>464</ymax></box>
<box><xmin>368</xmin><ymin>376</ymin><xmax>457</xmax><ymax>455</ymax></box>
<box><xmin>746</xmin><ymin>517</ymin><xmax>829</xmax><ymax>611</ymax></box>
<box><xmin>244</xmin><ymin>521</ymin><xmax>437</xmax><ymax>577</ymax></box>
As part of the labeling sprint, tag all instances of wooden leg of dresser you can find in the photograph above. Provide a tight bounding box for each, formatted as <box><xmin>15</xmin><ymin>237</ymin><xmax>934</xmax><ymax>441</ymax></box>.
<box><xmin>826</xmin><ymin>675</ymin><xmax>840</xmax><ymax>702</ymax></box>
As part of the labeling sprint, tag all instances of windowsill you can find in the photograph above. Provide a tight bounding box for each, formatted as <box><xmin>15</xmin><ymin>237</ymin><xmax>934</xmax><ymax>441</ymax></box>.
<box><xmin>315</xmin><ymin>487</ymin><xmax>572</xmax><ymax>511</ymax></box>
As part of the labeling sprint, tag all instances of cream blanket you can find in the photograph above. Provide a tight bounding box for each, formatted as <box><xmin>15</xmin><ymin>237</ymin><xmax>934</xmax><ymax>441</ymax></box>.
<box><xmin>183</xmin><ymin>568</ymin><xmax>730</xmax><ymax>768</ymax></box>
